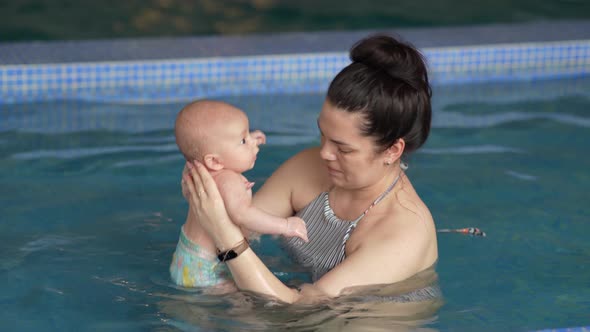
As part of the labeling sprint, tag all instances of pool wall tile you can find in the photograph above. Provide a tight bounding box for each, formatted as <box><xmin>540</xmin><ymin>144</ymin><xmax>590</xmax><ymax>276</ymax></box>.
<box><xmin>1</xmin><ymin>21</ymin><xmax>590</xmax><ymax>103</ymax></box>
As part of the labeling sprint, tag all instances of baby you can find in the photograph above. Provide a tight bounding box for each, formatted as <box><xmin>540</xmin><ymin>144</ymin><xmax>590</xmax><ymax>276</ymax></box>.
<box><xmin>170</xmin><ymin>100</ymin><xmax>308</xmax><ymax>288</ymax></box>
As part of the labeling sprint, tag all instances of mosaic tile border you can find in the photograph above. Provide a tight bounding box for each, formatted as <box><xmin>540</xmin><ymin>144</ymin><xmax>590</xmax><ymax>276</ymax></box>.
<box><xmin>2</xmin><ymin>20</ymin><xmax>590</xmax><ymax>65</ymax></box>
<box><xmin>0</xmin><ymin>39</ymin><xmax>589</xmax><ymax>104</ymax></box>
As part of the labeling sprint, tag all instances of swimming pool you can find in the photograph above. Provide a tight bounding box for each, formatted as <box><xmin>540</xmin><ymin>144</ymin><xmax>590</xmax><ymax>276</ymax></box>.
<box><xmin>1</xmin><ymin>23</ymin><xmax>589</xmax><ymax>331</ymax></box>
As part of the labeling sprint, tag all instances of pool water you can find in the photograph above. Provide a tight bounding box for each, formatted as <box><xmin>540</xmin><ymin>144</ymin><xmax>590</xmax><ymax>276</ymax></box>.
<box><xmin>0</xmin><ymin>77</ymin><xmax>589</xmax><ymax>331</ymax></box>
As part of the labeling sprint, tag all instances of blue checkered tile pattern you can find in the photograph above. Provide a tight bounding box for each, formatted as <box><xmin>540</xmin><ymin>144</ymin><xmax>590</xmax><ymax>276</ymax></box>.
<box><xmin>428</xmin><ymin>40</ymin><xmax>590</xmax><ymax>84</ymax></box>
<box><xmin>0</xmin><ymin>54</ymin><xmax>348</xmax><ymax>103</ymax></box>
<box><xmin>0</xmin><ymin>40</ymin><xmax>589</xmax><ymax>103</ymax></box>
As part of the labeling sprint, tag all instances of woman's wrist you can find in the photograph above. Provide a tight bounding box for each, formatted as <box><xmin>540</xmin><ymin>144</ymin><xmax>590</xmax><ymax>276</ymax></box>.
<box><xmin>210</xmin><ymin>218</ymin><xmax>246</xmax><ymax>252</ymax></box>
<box><xmin>215</xmin><ymin>233</ymin><xmax>246</xmax><ymax>252</ymax></box>
<box><xmin>216</xmin><ymin>238</ymin><xmax>250</xmax><ymax>262</ymax></box>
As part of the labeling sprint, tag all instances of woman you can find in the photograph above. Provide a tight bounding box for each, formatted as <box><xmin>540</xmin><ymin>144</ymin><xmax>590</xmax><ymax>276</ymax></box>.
<box><xmin>183</xmin><ymin>34</ymin><xmax>438</xmax><ymax>304</ymax></box>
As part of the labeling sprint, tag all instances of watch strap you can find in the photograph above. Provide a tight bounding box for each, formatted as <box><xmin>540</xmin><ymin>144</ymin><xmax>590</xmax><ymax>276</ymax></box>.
<box><xmin>216</xmin><ymin>238</ymin><xmax>249</xmax><ymax>262</ymax></box>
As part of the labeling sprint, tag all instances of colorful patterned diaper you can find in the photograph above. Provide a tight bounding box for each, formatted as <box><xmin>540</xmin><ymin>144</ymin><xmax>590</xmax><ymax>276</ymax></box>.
<box><xmin>170</xmin><ymin>227</ymin><xmax>231</xmax><ymax>287</ymax></box>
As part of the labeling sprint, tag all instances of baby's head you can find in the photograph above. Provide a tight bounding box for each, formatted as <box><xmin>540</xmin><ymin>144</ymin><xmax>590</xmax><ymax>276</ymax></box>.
<box><xmin>175</xmin><ymin>100</ymin><xmax>259</xmax><ymax>173</ymax></box>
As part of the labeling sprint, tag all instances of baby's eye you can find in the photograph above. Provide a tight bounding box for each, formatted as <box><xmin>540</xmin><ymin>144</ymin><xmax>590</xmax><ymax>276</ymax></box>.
<box><xmin>240</xmin><ymin>138</ymin><xmax>246</xmax><ymax>144</ymax></box>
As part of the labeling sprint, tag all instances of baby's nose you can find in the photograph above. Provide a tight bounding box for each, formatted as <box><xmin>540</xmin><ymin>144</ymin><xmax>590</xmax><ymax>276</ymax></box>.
<box><xmin>249</xmin><ymin>137</ymin><xmax>259</xmax><ymax>150</ymax></box>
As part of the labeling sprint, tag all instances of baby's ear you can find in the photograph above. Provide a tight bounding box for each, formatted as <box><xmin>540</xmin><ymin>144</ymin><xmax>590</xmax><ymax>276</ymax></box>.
<box><xmin>203</xmin><ymin>154</ymin><xmax>224</xmax><ymax>171</ymax></box>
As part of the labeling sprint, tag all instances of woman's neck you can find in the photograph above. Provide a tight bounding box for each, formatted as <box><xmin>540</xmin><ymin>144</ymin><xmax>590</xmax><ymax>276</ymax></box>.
<box><xmin>329</xmin><ymin>168</ymin><xmax>404</xmax><ymax>219</ymax></box>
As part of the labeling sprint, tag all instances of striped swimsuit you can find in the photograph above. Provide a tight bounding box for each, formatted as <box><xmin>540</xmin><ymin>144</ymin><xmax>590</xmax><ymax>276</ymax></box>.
<box><xmin>282</xmin><ymin>174</ymin><xmax>400</xmax><ymax>282</ymax></box>
<box><xmin>282</xmin><ymin>172</ymin><xmax>442</xmax><ymax>302</ymax></box>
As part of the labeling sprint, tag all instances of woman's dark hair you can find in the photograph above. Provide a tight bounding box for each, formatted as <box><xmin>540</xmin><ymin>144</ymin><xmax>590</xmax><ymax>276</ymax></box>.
<box><xmin>326</xmin><ymin>34</ymin><xmax>432</xmax><ymax>154</ymax></box>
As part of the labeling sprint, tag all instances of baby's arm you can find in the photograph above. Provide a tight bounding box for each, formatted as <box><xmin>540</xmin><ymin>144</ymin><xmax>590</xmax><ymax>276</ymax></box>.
<box><xmin>215</xmin><ymin>171</ymin><xmax>308</xmax><ymax>242</ymax></box>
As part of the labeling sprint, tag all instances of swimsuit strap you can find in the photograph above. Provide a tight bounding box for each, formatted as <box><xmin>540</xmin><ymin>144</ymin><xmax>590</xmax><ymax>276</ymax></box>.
<box><xmin>353</xmin><ymin>171</ymin><xmax>402</xmax><ymax>224</ymax></box>
<box><xmin>342</xmin><ymin>169</ymin><xmax>404</xmax><ymax>245</ymax></box>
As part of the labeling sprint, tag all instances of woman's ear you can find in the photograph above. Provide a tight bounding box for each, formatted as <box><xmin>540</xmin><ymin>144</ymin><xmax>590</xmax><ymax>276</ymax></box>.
<box><xmin>384</xmin><ymin>138</ymin><xmax>405</xmax><ymax>164</ymax></box>
<box><xmin>203</xmin><ymin>154</ymin><xmax>224</xmax><ymax>171</ymax></box>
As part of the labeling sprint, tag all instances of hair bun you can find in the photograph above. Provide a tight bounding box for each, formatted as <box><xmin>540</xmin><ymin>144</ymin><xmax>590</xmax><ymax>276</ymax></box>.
<box><xmin>350</xmin><ymin>34</ymin><xmax>428</xmax><ymax>92</ymax></box>
<box><xmin>327</xmin><ymin>33</ymin><xmax>432</xmax><ymax>154</ymax></box>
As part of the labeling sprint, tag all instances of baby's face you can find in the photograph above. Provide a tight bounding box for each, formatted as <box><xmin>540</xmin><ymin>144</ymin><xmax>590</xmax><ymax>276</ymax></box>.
<box><xmin>211</xmin><ymin>112</ymin><xmax>259</xmax><ymax>173</ymax></box>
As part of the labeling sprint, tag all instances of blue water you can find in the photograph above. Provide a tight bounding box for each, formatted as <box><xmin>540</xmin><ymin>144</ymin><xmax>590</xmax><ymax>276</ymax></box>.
<box><xmin>0</xmin><ymin>77</ymin><xmax>589</xmax><ymax>331</ymax></box>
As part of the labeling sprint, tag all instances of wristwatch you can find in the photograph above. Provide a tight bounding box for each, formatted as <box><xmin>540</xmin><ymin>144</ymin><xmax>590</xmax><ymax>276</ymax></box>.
<box><xmin>217</xmin><ymin>238</ymin><xmax>249</xmax><ymax>262</ymax></box>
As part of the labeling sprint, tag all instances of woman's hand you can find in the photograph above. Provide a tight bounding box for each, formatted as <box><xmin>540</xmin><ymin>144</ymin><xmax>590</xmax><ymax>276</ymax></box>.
<box><xmin>183</xmin><ymin>161</ymin><xmax>244</xmax><ymax>247</ymax></box>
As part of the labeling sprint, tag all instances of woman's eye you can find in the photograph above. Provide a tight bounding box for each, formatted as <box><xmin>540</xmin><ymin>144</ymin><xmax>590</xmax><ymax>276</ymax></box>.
<box><xmin>240</xmin><ymin>139</ymin><xmax>246</xmax><ymax>144</ymax></box>
<box><xmin>338</xmin><ymin>149</ymin><xmax>352</xmax><ymax>154</ymax></box>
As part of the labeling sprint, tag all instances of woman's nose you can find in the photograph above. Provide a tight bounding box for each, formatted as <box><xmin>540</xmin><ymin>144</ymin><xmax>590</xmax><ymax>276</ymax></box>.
<box><xmin>320</xmin><ymin>143</ymin><xmax>336</xmax><ymax>161</ymax></box>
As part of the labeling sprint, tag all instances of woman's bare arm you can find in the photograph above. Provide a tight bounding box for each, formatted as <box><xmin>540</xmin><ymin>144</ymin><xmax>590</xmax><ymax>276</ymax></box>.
<box><xmin>313</xmin><ymin>213</ymin><xmax>433</xmax><ymax>296</ymax></box>
<box><xmin>252</xmin><ymin>147</ymin><xmax>329</xmax><ymax>215</ymax></box>
<box><xmin>183</xmin><ymin>161</ymin><xmax>301</xmax><ymax>301</ymax></box>
<box><xmin>183</xmin><ymin>160</ymin><xmax>433</xmax><ymax>303</ymax></box>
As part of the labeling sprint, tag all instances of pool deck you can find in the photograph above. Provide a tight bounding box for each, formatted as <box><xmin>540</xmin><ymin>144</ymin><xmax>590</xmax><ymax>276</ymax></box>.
<box><xmin>1</xmin><ymin>20</ymin><xmax>590</xmax><ymax>65</ymax></box>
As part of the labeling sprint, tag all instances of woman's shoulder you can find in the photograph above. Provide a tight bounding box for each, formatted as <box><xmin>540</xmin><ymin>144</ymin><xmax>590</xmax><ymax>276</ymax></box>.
<box><xmin>254</xmin><ymin>146</ymin><xmax>331</xmax><ymax>215</ymax></box>
<box><xmin>278</xmin><ymin>146</ymin><xmax>332</xmax><ymax>209</ymax></box>
<box><xmin>373</xmin><ymin>181</ymin><xmax>438</xmax><ymax>268</ymax></box>
<box><xmin>286</xmin><ymin>146</ymin><xmax>322</xmax><ymax>163</ymax></box>
<box><xmin>387</xmin><ymin>179</ymin><xmax>435</xmax><ymax>237</ymax></box>
<box><xmin>276</xmin><ymin>147</ymin><xmax>325</xmax><ymax>178</ymax></box>
<box><xmin>356</xmin><ymin>177</ymin><xmax>436</xmax><ymax>252</ymax></box>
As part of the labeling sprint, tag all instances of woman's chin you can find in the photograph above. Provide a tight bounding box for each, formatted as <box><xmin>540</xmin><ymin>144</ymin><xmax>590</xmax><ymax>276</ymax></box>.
<box><xmin>328</xmin><ymin>174</ymin><xmax>345</xmax><ymax>187</ymax></box>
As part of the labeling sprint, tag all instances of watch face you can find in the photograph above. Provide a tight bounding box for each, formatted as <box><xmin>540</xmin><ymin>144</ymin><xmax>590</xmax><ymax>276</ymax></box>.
<box><xmin>218</xmin><ymin>250</ymin><xmax>238</xmax><ymax>262</ymax></box>
<box><xmin>225</xmin><ymin>250</ymin><xmax>238</xmax><ymax>260</ymax></box>
<box><xmin>216</xmin><ymin>239</ymin><xmax>248</xmax><ymax>262</ymax></box>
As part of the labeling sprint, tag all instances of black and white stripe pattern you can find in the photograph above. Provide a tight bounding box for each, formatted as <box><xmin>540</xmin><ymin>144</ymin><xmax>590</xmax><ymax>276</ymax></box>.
<box><xmin>281</xmin><ymin>174</ymin><xmax>401</xmax><ymax>282</ymax></box>
<box><xmin>283</xmin><ymin>192</ymin><xmax>354</xmax><ymax>281</ymax></box>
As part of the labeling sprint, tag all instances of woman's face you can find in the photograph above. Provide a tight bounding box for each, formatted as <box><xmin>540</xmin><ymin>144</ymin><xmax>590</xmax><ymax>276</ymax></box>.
<box><xmin>317</xmin><ymin>100</ymin><xmax>389</xmax><ymax>189</ymax></box>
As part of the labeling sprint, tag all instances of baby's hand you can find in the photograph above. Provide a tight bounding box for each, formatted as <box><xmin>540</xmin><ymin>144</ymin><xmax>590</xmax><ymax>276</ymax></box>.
<box><xmin>285</xmin><ymin>217</ymin><xmax>309</xmax><ymax>242</ymax></box>
<box><xmin>250</xmin><ymin>130</ymin><xmax>266</xmax><ymax>146</ymax></box>
<box><xmin>244</xmin><ymin>180</ymin><xmax>255</xmax><ymax>190</ymax></box>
